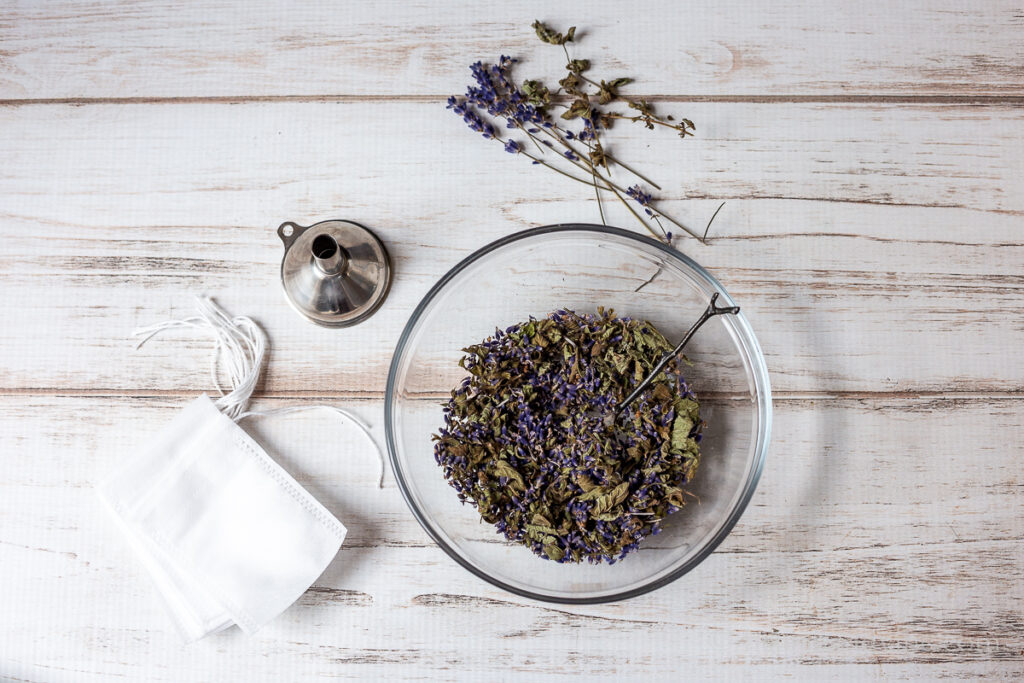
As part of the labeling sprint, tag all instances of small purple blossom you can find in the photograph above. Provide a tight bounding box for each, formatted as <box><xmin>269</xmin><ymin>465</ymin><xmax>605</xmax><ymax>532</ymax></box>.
<box><xmin>626</xmin><ymin>184</ymin><xmax>653</xmax><ymax>206</ymax></box>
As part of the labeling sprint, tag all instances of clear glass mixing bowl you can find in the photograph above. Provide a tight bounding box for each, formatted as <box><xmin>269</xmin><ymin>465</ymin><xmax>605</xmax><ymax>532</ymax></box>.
<box><xmin>386</xmin><ymin>225</ymin><xmax>771</xmax><ymax>603</ymax></box>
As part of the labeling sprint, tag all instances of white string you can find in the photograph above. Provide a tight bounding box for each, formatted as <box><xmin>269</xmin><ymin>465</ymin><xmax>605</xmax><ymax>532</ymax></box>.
<box><xmin>132</xmin><ymin>296</ymin><xmax>385</xmax><ymax>488</ymax></box>
<box><xmin>236</xmin><ymin>406</ymin><xmax>385</xmax><ymax>489</ymax></box>
<box><xmin>133</xmin><ymin>296</ymin><xmax>266</xmax><ymax>420</ymax></box>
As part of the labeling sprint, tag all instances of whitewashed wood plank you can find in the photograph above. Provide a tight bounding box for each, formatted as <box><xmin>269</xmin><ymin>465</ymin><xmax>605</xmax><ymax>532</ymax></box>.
<box><xmin>3</xmin><ymin>394</ymin><xmax>1019</xmax><ymax>555</ymax></box>
<box><xmin>0</xmin><ymin>102</ymin><xmax>1021</xmax><ymax>393</ymax></box>
<box><xmin>2</xmin><ymin>1</ymin><xmax>1024</xmax><ymax>100</ymax></box>
<box><xmin>0</xmin><ymin>395</ymin><xmax>1020</xmax><ymax>681</ymax></box>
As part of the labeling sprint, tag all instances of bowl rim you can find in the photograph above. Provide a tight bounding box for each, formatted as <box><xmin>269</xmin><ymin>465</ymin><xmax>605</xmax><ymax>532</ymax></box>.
<box><xmin>385</xmin><ymin>223</ymin><xmax>772</xmax><ymax>603</ymax></box>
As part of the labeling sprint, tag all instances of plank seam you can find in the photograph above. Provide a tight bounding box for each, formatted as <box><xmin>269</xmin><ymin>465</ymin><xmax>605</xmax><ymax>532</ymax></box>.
<box><xmin>0</xmin><ymin>388</ymin><xmax>1021</xmax><ymax>400</ymax></box>
<box><xmin>2</xmin><ymin>94</ymin><xmax>1024</xmax><ymax>106</ymax></box>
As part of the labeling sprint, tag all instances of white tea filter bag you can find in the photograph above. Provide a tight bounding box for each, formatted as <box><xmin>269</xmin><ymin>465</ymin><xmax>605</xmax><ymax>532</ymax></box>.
<box><xmin>98</xmin><ymin>297</ymin><xmax>382</xmax><ymax>640</ymax></box>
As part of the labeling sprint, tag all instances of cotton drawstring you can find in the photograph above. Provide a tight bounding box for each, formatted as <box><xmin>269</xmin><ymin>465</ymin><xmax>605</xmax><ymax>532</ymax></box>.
<box><xmin>132</xmin><ymin>296</ymin><xmax>385</xmax><ymax>487</ymax></box>
<box><xmin>236</xmin><ymin>406</ymin><xmax>384</xmax><ymax>488</ymax></box>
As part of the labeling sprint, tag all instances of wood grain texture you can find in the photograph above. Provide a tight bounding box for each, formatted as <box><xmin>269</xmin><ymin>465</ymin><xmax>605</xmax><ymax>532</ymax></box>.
<box><xmin>0</xmin><ymin>395</ymin><xmax>1021</xmax><ymax>681</ymax></box>
<box><xmin>2</xmin><ymin>2</ymin><xmax>1023</xmax><ymax>680</ymax></box>
<box><xmin>2</xmin><ymin>0</ymin><xmax>1024</xmax><ymax>100</ymax></box>
<box><xmin>0</xmin><ymin>102</ymin><xmax>1022</xmax><ymax>395</ymax></box>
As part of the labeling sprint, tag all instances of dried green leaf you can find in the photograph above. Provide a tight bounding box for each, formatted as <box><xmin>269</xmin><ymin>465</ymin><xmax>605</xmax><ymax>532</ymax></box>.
<box><xmin>560</xmin><ymin>98</ymin><xmax>591</xmax><ymax>121</ymax></box>
<box><xmin>532</xmin><ymin>20</ymin><xmax>575</xmax><ymax>45</ymax></box>
<box><xmin>628</xmin><ymin>99</ymin><xmax>654</xmax><ymax>117</ymax></box>
<box><xmin>675</xmin><ymin>397</ymin><xmax>700</xmax><ymax>423</ymax></box>
<box><xmin>594</xmin><ymin>512</ymin><xmax>624</xmax><ymax>522</ymax></box>
<box><xmin>525</xmin><ymin>523</ymin><xmax>557</xmax><ymax>540</ymax></box>
<box><xmin>576</xmin><ymin>485</ymin><xmax>607</xmax><ymax>502</ymax></box>
<box><xmin>493</xmin><ymin>460</ymin><xmax>525</xmax><ymax>490</ymax></box>
<box><xmin>574</xmin><ymin>472</ymin><xmax>597</xmax><ymax>492</ymax></box>
<box><xmin>521</xmin><ymin>79</ymin><xmax>551</xmax><ymax>107</ymax></box>
<box><xmin>566</xmin><ymin>58</ymin><xmax>590</xmax><ymax>73</ymax></box>
<box><xmin>595</xmin><ymin>78</ymin><xmax>631</xmax><ymax>105</ymax></box>
<box><xmin>671</xmin><ymin>414</ymin><xmax>694</xmax><ymax>452</ymax></box>
<box><xmin>683</xmin><ymin>453</ymin><xmax>700</xmax><ymax>482</ymax></box>
<box><xmin>544</xmin><ymin>544</ymin><xmax>565</xmax><ymax>561</ymax></box>
<box><xmin>594</xmin><ymin>482</ymin><xmax>630</xmax><ymax>515</ymax></box>
<box><xmin>532</xmin><ymin>19</ymin><xmax>558</xmax><ymax>43</ymax></box>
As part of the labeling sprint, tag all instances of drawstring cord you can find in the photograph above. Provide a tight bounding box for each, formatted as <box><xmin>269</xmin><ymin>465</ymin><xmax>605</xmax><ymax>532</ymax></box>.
<box><xmin>132</xmin><ymin>296</ymin><xmax>384</xmax><ymax>487</ymax></box>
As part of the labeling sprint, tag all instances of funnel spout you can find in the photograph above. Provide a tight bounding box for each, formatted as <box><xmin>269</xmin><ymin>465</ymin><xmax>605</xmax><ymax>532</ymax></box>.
<box><xmin>312</xmin><ymin>233</ymin><xmax>346</xmax><ymax>275</ymax></box>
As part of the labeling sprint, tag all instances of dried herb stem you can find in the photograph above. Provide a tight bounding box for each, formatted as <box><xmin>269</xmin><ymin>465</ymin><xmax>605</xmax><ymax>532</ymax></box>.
<box><xmin>538</xmin><ymin>118</ymin><xmax>663</xmax><ymax>190</ymax></box>
<box><xmin>522</xmin><ymin>126</ymin><xmax>699</xmax><ymax>240</ymax></box>
<box><xmin>517</xmin><ymin>127</ymin><xmax>632</xmax><ymax>195</ymax></box>
<box><xmin>515</xmin><ymin>121</ymin><xmax>547</xmax><ymax>154</ymax></box>
<box><xmin>591</xmin><ymin>164</ymin><xmax>607</xmax><ymax>225</ymax></box>
<box><xmin>604</xmin><ymin>183</ymin><xmax>666</xmax><ymax>241</ymax></box>
<box><xmin>602</xmin><ymin>111</ymin><xmax>687</xmax><ymax>132</ymax></box>
<box><xmin>517</xmin><ymin>147</ymin><xmax>611</xmax><ymax>190</ymax></box>
<box><xmin>703</xmin><ymin>201</ymin><xmax>726</xmax><ymax>241</ymax></box>
<box><xmin>596</xmin><ymin>153</ymin><xmax>661</xmax><ymax>191</ymax></box>
<box><xmin>650</xmin><ymin>204</ymin><xmax>706</xmax><ymax>243</ymax></box>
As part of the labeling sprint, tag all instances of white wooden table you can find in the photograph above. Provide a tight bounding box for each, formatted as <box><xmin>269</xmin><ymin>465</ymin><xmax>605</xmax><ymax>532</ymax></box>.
<box><xmin>2</xmin><ymin>2</ymin><xmax>1022</xmax><ymax>680</ymax></box>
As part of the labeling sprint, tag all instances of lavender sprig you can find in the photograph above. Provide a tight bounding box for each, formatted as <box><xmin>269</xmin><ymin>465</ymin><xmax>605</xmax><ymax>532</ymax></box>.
<box><xmin>446</xmin><ymin>25</ymin><xmax>709</xmax><ymax>244</ymax></box>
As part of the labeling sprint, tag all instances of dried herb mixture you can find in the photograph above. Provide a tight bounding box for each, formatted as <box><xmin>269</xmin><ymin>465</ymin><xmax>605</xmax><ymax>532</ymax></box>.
<box><xmin>433</xmin><ymin>309</ymin><xmax>702</xmax><ymax>564</ymax></box>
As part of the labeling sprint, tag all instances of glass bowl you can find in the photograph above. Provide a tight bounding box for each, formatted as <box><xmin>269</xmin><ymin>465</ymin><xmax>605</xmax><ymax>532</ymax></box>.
<box><xmin>385</xmin><ymin>224</ymin><xmax>771</xmax><ymax>603</ymax></box>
